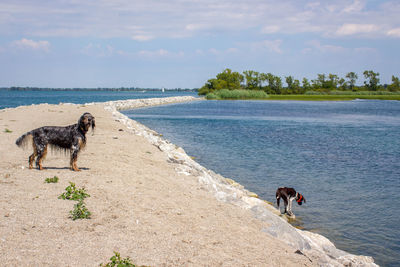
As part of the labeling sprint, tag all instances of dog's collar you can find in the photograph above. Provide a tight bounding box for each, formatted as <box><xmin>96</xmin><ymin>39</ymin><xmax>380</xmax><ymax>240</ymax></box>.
<box><xmin>296</xmin><ymin>193</ymin><xmax>303</xmax><ymax>203</ymax></box>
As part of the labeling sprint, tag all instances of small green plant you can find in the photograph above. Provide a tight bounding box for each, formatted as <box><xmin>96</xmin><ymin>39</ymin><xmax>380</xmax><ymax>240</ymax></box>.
<box><xmin>58</xmin><ymin>182</ymin><xmax>92</xmax><ymax>220</ymax></box>
<box><xmin>45</xmin><ymin>176</ymin><xmax>59</xmax><ymax>183</ymax></box>
<box><xmin>70</xmin><ymin>200</ymin><xmax>91</xmax><ymax>220</ymax></box>
<box><xmin>4</xmin><ymin>128</ymin><xmax>12</xmax><ymax>133</ymax></box>
<box><xmin>100</xmin><ymin>251</ymin><xmax>136</xmax><ymax>267</ymax></box>
<box><xmin>58</xmin><ymin>182</ymin><xmax>90</xmax><ymax>200</ymax></box>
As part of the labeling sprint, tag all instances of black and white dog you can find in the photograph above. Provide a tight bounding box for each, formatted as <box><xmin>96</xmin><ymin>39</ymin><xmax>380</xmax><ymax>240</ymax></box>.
<box><xmin>276</xmin><ymin>187</ymin><xmax>306</xmax><ymax>216</ymax></box>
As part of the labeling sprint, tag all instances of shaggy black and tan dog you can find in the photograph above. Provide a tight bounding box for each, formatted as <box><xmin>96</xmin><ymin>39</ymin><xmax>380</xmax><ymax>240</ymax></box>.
<box><xmin>16</xmin><ymin>112</ymin><xmax>95</xmax><ymax>171</ymax></box>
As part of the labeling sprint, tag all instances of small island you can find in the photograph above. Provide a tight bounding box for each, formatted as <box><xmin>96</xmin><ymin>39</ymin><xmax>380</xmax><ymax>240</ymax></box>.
<box><xmin>199</xmin><ymin>68</ymin><xmax>400</xmax><ymax>100</ymax></box>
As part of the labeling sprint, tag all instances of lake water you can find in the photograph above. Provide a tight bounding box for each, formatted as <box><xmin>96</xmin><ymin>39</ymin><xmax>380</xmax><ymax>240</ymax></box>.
<box><xmin>123</xmin><ymin>100</ymin><xmax>400</xmax><ymax>267</ymax></box>
<box><xmin>0</xmin><ymin>90</ymin><xmax>197</xmax><ymax>109</ymax></box>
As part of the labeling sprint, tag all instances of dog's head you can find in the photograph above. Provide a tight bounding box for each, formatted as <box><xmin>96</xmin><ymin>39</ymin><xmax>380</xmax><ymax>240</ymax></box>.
<box><xmin>296</xmin><ymin>193</ymin><xmax>306</xmax><ymax>205</ymax></box>
<box><xmin>79</xmin><ymin>112</ymin><xmax>95</xmax><ymax>133</ymax></box>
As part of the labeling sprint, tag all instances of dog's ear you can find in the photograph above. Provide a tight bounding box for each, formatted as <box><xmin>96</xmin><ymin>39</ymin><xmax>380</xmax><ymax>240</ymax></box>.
<box><xmin>78</xmin><ymin>114</ymin><xmax>86</xmax><ymax>128</ymax></box>
<box><xmin>91</xmin><ymin>116</ymin><xmax>95</xmax><ymax>135</ymax></box>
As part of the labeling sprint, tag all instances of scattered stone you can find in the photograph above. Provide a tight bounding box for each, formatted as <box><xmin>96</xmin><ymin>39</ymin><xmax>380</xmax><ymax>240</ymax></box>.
<box><xmin>247</xmin><ymin>192</ymin><xmax>259</xmax><ymax>198</ymax></box>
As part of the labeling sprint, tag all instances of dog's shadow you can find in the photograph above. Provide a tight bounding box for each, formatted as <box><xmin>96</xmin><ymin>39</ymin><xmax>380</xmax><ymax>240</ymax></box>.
<box><xmin>39</xmin><ymin>167</ymin><xmax>90</xmax><ymax>171</ymax></box>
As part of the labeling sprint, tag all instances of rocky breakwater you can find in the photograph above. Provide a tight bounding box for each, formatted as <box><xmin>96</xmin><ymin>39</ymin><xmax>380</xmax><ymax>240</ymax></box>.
<box><xmin>102</xmin><ymin>95</ymin><xmax>200</xmax><ymax>111</ymax></box>
<box><xmin>101</xmin><ymin>96</ymin><xmax>378</xmax><ymax>267</ymax></box>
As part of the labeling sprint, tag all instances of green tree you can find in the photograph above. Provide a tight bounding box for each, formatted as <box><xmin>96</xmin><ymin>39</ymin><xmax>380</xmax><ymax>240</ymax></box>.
<box><xmin>198</xmin><ymin>68</ymin><xmax>244</xmax><ymax>95</ymax></box>
<box><xmin>262</xmin><ymin>73</ymin><xmax>282</xmax><ymax>94</ymax></box>
<box><xmin>272</xmin><ymin>76</ymin><xmax>283</xmax><ymax>94</ymax></box>
<box><xmin>345</xmin><ymin>72</ymin><xmax>358</xmax><ymax>91</ymax></box>
<box><xmin>312</xmin><ymin>74</ymin><xmax>327</xmax><ymax>89</ymax></box>
<box><xmin>327</xmin><ymin>74</ymin><xmax>339</xmax><ymax>89</ymax></box>
<box><xmin>363</xmin><ymin>70</ymin><xmax>380</xmax><ymax>91</ymax></box>
<box><xmin>259</xmin><ymin>73</ymin><xmax>268</xmax><ymax>89</ymax></box>
<box><xmin>198</xmin><ymin>78</ymin><xmax>227</xmax><ymax>95</ymax></box>
<box><xmin>243</xmin><ymin>70</ymin><xmax>261</xmax><ymax>90</ymax></box>
<box><xmin>285</xmin><ymin>76</ymin><xmax>301</xmax><ymax>94</ymax></box>
<box><xmin>216</xmin><ymin>68</ymin><xmax>244</xmax><ymax>89</ymax></box>
<box><xmin>338</xmin><ymin>78</ymin><xmax>347</xmax><ymax>90</ymax></box>
<box><xmin>302</xmin><ymin>78</ymin><xmax>311</xmax><ymax>92</ymax></box>
<box><xmin>388</xmin><ymin>75</ymin><xmax>400</xmax><ymax>92</ymax></box>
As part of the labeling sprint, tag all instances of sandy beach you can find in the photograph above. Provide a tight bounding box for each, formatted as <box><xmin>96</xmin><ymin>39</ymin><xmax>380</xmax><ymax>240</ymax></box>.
<box><xmin>0</xmin><ymin>97</ymin><xmax>377</xmax><ymax>266</ymax></box>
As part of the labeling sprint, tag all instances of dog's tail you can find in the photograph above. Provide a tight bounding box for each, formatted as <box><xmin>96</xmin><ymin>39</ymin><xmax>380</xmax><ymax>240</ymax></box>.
<box><xmin>15</xmin><ymin>132</ymin><xmax>32</xmax><ymax>149</ymax></box>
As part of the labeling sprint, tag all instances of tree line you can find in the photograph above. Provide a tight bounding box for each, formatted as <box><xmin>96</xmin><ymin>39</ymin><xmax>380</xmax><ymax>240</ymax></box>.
<box><xmin>198</xmin><ymin>69</ymin><xmax>400</xmax><ymax>95</ymax></box>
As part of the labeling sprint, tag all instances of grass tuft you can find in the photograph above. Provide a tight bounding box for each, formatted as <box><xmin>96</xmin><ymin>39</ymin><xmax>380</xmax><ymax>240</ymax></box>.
<box><xmin>70</xmin><ymin>200</ymin><xmax>91</xmax><ymax>220</ymax></box>
<box><xmin>45</xmin><ymin>176</ymin><xmax>59</xmax><ymax>183</ymax></box>
<box><xmin>100</xmin><ymin>251</ymin><xmax>136</xmax><ymax>267</ymax></box>
<box><xmin>58</xmin><ymin>182</ymin><xmax>90</xmax><ymax>201</ymax></box>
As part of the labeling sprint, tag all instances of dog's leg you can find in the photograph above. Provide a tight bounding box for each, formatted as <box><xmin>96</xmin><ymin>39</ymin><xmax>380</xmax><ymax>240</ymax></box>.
<box><xmin>71</xmin><ymin>157</ymin><xmax>80</xmax><ymax>171</ymax></box>
<box><xmin>70</xmin><ymin>153</ymin><xmax>80</xmax><ymax>171</ymax></box>
<box><xmin>276</xmin><ymin>196</ymin><xmax>281</xmax><ymax>213</ymax></box>
<box><xmin>288</xmin><ymin>197</ymin><xmax>295</xmax><ymax>216</ymax></box>
<box><xmin>29</xmin><ymin>153</ymin><xmax>35</xmax><ymax>169</ymax></box>
<box><xmin>35</xmin><ymin>144</ymin><xmax>47</xmax><ymax>170</ymax></box>
<box><xmin>70</xmin><ymin>146</ymin><xmax>81</xmax><ymax>171</ymax></box>
<box><xmin>283</xmin><ymin>198</ymin><xmax>288</xmax><ymax>214</ymax></box>
<box><xmin>29</xmin><ymin>144</ymin><xmax>37</xmax><ymax>169</ymax></box>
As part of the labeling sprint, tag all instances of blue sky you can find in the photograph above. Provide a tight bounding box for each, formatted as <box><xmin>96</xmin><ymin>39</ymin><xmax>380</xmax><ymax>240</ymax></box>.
<box><xmin>0</xmin><ymin>0</ymin><xmax>399</xmax><ymax>88</ymax></box>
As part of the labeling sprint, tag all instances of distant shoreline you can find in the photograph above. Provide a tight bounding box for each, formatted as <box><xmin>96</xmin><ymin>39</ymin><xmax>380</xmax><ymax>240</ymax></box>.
<box><xmin>0</xmin><ymin>87</ymin><xmax>198</xmax><ymax>92</ymax></box>
<box><xmin>205</xmin><ymin>89</ymin><xmax>400</xmax><ymax>101</ymax></box>
<box><xmin>267</xmin><ymin>94</ymin><xmax>400</xmax><ymax>101</ymax></box>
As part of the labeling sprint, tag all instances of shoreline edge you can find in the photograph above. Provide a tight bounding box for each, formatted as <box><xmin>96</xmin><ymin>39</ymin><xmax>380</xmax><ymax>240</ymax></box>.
<box><xmin>97</xmin><ymin>96</ymin><xmax>377</xmax><ymax>267</ymax></box>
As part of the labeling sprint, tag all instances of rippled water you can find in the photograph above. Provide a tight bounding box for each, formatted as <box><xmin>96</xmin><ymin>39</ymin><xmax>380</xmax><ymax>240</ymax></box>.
<box><xmin>0</xmin><ymin>90</ymin><xmax>196</xmax><ymax>109</ymax></box>
<box><xmin>124</xmin><ymin>100</ymin><xmax>400</xmax><ymax>267</ymax></box>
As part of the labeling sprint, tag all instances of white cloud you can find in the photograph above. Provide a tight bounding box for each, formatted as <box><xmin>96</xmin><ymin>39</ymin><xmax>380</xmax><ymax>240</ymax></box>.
<box><xmin>255</xmin><ymin>40</ymin><xmax>283</xmax><ymax>54</ymax></box>
<box><xmin>206</xmin><ymin>47</ymin><xmax>238</xmax><ymax>56</ymax></box>
<box><xmin>354</xmin><ymin>47</ymin><xmax>376</xmax><ymax>53</ymax></box>
<box><xmin>81</xmin><ymin>43</ymin><xmax>114</xmax><ymax>57</ymax></box>
<box><xmin>336</xmin><ymin>23</ymin><xmax>379</xmax><ymax>36</ymax></box>
<box><xmin>11</xmin><ymin>38</ymin><xmax>50</xmax><ymax>51</ymax></box>
<box><xmin>261</xmin><ymin>25</ymin><xmax>280</xmax><ymax>34</ymax></box>
<box><xmin>343</xmin><ymin>0</ymin><xmax>365</xmax><ymax>13</ymax></box>
<box><xmin>0</xmin><ymin>0</ymin><xmax>398</xmax><ymax>41</ymax></box>
<box><xmin>387</xmin><ymin>28</ymin><xmax>400</xmax><ymax>38</ymax></box>
<box><xmin>139</xmin><ymin>49</ymin><xmax>169</xmax><ymax>57</ymax></box>
<box><xmin>185</xmin><ymin>24</ymin><xmax>208</xmax><ymax>31</ymax></box>
<box><xmin>303</xmin><ymin>40</ymin><xmax>376</xmax><ymax>55</ymax></box>
<box><xmin>131</xmin><ymin>34</ymin><xmax>154</xmax><ymax>42</ymax></box>
<box><xmin>137</xmin><ymin>49</ymin><xmax>184</xmax><ymax>58</ymax></box>
<box><xmin>305</xmin><ymin>2</ymin><xmax>320</xmax><ymax>10</ymax></box>
<box><xmin>195</xmin><ymin>49</ymin><xmax>204</xmax><ymax>55</ymax></box>
<box><xmin>304</xmin><ymin>40</ymin><xmax>345</xmax><ymax>53</ymax></box>
<box><xmin>226</xmin><ymin>47</ymin><xmax>238</xmax><ymax>53</ymax></box>
<box><xmin>208</xmin><ymin>48</ymin><xmax>219</xmax><ymax>55</ymax></box>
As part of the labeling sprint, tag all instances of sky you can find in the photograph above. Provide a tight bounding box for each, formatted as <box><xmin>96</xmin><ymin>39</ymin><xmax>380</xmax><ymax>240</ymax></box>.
<box><xmin>0</xmin><ymin>0</ymin><xmax>399</xmax><ymax>88</ymax></box>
